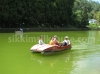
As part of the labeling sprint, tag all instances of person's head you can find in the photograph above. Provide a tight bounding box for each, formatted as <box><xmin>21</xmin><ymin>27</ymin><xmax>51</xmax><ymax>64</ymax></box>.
<box><xmin>54</xmin><ymin>35</ymin><xmax>58</xmax><ymax>40</ymax></box>
<box><xmin>51</xmin><ymin>37</ymin><xmax>54</xmax><ymax>40</ymax></box>
<box><xmin>40</xmin><ymin>36</ymin><xmax>43</xmax><ymax>40</ymax></box>
<box><xmin>65</xmin><ymin>36</ymin><xmax>68</xmax><ymax>40</ymax></box>
<box><xmin>54</xmin><ymin>35</ymin><xmax>57</xmax><ymax>38</ymax></box>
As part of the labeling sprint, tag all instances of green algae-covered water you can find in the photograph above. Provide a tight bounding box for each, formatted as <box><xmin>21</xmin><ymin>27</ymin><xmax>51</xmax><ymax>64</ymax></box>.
<box><xmin>0</xmin><ymin>31</ymin><xmax>100</xmax><ymax>74</ymax></box>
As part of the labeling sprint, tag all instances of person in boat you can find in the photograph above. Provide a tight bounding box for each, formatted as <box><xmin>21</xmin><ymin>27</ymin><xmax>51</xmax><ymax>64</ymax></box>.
<box><xmin>53</xmin><ymin>35</ymin><xmax>60</xmax><ymax>45</ymax></box>
<box><xmin>38</xmin><ymin>36</ymin><xmax>45</xmax><ymax>45</ymax></box>
<box><xmin>61</xmin><ymin>36</ymin><xmax>70</xmax><ymax>46</ymax></box>
<box><xmin>49</xmin><ymin>37</ymin><xmax>54</xmax><ymax>45</ymax></box>
<box><xmin>20</xmin><ymin>28</ymin><xmax>23</xmax><ymax>33</ymax></box>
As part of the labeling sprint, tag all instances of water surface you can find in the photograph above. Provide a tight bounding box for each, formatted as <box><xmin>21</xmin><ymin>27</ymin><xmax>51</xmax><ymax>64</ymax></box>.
<box><xmin>0</xmin><ymin>31</ymin><xmax>100</xmax><ymax>74</ymax></box>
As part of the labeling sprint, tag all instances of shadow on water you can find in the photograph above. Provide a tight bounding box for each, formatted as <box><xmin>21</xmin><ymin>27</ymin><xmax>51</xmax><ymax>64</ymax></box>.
<box><xmin>31</xmin><ymin>49</ymin><xmax>71</xmax><ymax>56</ymax></box>
<box><xmin>30</xmin><ymin>48</ymin><xmax>73</xmax><ymax>61</ymax></box>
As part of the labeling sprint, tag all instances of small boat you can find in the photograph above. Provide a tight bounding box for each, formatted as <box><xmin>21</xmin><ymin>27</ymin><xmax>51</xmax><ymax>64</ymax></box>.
<box><xmin>30</xmin><ymin>44</ymin><xmax>72</xmax><ymax>54</ymax></box>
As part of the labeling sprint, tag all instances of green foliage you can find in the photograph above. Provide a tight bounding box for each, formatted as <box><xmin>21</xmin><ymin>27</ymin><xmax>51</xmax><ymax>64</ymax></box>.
<box><xmin>94</xmin><ymin>12</ymin><xmax>100</xmax><ymax>24</ymax></box>
<box><xmin>73</xmin><ymin>0</ymin><xmax>100</xmax><ymax>28</ymax></box>
<box><xmin>0</xmin><ymin>0</ymin><xmax>100</xmax><ymax>28</ymax></box>
<box><xmin>81</xmin><ymin>4</ymin><xmax>88</xmax><ymax>27</ymax></box>
<box><xmin>89</xmin><ymin>23</ymin><xmax>97</xmax><ymax>28</ymax></box>
<box><xmin>0</xmin><ymin>0</ymin><xmax>75</xmax><ymax>28</ymax></box>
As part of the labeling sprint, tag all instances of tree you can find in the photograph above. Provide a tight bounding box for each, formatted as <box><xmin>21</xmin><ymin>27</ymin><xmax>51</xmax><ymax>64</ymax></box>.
<box><xmin>0</xmin><ymin>0</ymin><xmax>76</xmax><ymax>28</ymax></box>
<box><xmin>94</xmin><ymin>12</ymin><xmax>100</xmax><ymax>24</ymax></box>
<box><xmin>81</xmin><ymin>4</ymin><xmax>89</xmax><ymax>28</ymax></box>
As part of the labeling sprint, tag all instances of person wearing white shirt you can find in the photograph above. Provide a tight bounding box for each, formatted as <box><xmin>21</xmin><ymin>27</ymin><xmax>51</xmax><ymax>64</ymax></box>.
<box><xmin>38</xmin><ymin>37</ymin><xmax>45</xmax><ymax>45</ymax></box>
<box><xmin>20</xmin><ymin>28</ymin><xmax>23</xmax><ymax>32</ymax></box>
<box><xmin>61</xmin><ymin>36</ymin><xmax>70</xmax><ymax>46</ymax></box>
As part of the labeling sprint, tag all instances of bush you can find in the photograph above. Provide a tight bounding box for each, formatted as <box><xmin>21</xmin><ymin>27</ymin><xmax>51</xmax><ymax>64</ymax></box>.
<box><xmin>89</xmin><ymin>23</ymin><xmax>97</xmax><ymax>28</ymax></box>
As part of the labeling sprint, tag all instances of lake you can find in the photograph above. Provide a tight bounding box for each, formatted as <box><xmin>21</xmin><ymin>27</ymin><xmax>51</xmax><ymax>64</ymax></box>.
<box><xmin>0</xmin><ymin>31</ymin><xmax>100</xmax><ymax>74</ymax></box>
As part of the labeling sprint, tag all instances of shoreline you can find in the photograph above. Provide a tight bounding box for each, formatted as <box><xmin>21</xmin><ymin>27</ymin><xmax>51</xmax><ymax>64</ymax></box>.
<box><xmin>0</xmin><ymin>28</ymin><xmax>100</xmax><ymax>33</ymax></box>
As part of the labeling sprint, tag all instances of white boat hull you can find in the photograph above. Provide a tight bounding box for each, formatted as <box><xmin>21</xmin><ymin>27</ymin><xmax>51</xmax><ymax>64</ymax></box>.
<box><xmin>30</xmin><ymin>44</ymin><xmax>56</xmax><ymax>52</ymax></box>
<box><xmin>30</xmin><ymin>44</ymin><xmax>71</xmax><ymax>53</ymax></box>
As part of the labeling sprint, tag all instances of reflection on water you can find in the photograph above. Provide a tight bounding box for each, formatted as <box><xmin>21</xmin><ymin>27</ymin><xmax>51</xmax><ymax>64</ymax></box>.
<box><xmin>70</xmin><ymin>31</ymin><xmax>100</xmax><ymax>74</ymax></box>
<box><xmin>70</xmin><ymin>55</ymin><xmax>100</xmax><ymax>74</ymax></box>
<box><xmin>15</xmin><ymin>32</ymin><xmax>23</xmax><ymax>40</ymax></box>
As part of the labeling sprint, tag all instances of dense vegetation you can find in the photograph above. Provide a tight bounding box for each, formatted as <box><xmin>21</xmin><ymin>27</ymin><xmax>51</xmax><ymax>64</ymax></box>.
<box><xmin>73</xmin><ymin>0</ymin><xmax>100</xmax><ymax>28</ymax></box>
<box><xmin>0</xmin><ymin>0</ymin><xmax>100</xmax><ymax>28</ymax></box>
